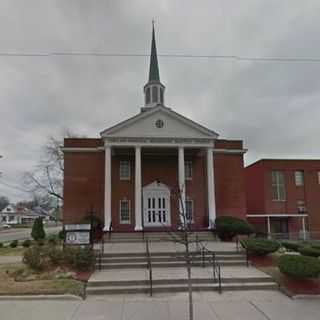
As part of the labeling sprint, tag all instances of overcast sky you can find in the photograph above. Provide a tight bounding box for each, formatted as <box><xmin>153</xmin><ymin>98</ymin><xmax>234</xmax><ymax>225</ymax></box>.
<box><xmin>1</xmin><ymin>0</ymin><xmax>320</xmax><ymax>201</ymax></box>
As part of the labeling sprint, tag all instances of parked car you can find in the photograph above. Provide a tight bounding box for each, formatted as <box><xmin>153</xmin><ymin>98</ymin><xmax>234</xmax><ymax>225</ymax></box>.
<box><xmin>1</xmin><ymin>224</ymin><xmax>11</xmax><ymax>229</ymax></box>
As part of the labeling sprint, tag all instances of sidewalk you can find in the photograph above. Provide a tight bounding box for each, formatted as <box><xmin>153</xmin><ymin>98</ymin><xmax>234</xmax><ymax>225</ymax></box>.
<box><xmin>0</xmin><ymin>290</ymin><xmax>319</xmax><ymax>320</ymax></box>
<box><xmin>0</xmin><ymin>256</ymin><xmax>21</xmax><ymax>264</ymax></box>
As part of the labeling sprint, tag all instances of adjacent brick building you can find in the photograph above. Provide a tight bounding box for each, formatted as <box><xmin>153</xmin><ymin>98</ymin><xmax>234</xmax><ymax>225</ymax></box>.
<box><xmin>245</xmin><ymin>159</ymin><xmax>320</xmax><ymax>239</ymax></box>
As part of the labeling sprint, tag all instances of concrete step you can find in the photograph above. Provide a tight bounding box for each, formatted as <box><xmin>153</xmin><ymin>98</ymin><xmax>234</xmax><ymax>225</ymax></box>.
<box><xmin>86</xmin><ymin>282</ymin><xmax>278</xmax><ymax>295</ymax></box>
<box><xmin>87</xmin><ymin>277</ymin><xmax>275</xmax><ymax>287</ymax></box>
<box><xmin>99</xmin><ymin>255</ymin><xmax>245</xmax><ymax>264</ymax></box>
<box><xmin>96</xmin><ymin>261</ymin><xmax>248</xmax><ymax>269</ymax></box>
<box><xmin>101</xmin><ymin>251</ymin><xmax>243</xmax><ymax>257</ymax></box>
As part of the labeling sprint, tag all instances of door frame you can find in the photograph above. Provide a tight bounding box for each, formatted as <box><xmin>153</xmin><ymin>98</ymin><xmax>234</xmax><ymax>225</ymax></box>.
<box><xmin>142</xmin><ymin>181</ymin><xmax>171</xmax><ymax>227</ymax></box>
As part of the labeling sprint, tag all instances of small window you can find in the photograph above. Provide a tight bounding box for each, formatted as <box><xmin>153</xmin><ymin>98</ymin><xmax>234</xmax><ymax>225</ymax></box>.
<box><xmin>318</xmin><ymin>171</ymin><xmax>320</xmax><ymax>184</ymax></box>
<box><xmin>297</xmin><ymin>200</ymin><xmax>307</xmax><ymax>214</ymax></box>
<box><xmin>272</xmin><ymin>171</ymin><xmax>286</xmax><ymax>201</ymax></box>
<box><xmin>185</xmin><ymin>161</ymin><xmax>192</xmax><ymax>180</ymax></box>
<box><xmin>185</xmin><ymin>199</ymin><xmax>193</xmax><ymax>222</ymax></box>
<box><xmin>146</xmin><ymin>87</ymin><xmax>151</xmax><ymax>104</ymax></box>
<box><xmin>152</xmin><ymin>86</ymin><xmax>158</xmax><ymax>103</ymax></box>
<box><xmin>295</xmin><ymin>171</ymin><xmax>304</xmax><ymax>186</ymax></box>
<box><xmin>120</xmin><ymin>199</ymin><xmax>130</xmax><ymax>223</ymax></box>
<box><xmin>119</xmin><ymin>161</ymin><xmax>130</xmax><ymax>180</ymax></box>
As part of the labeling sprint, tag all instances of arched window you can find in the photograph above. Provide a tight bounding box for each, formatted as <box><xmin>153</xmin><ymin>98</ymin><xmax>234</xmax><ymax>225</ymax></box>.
<box><xmin>152</xmin><ymin>86</ymin><xmax>158</xmax><ymax>103</ymax></box>
<box><xmin>146</xmin><ymin>87</ymin><xmax>151</xmax><ymax>104</ymax></box>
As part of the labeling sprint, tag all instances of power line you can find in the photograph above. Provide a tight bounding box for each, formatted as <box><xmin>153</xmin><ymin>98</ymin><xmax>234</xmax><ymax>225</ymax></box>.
<box><xmin>0</xmin><ymin>52</ymin><xmax>320</xmax><ymax>63</ymax></box>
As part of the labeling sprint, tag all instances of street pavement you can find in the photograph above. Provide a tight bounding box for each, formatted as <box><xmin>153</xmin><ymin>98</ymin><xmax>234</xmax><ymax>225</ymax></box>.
<box><xmin>0</xmin><ymin>225</ymin><xmax>62</xmax><ymax>243</ymax></box>
<box><xmin>0</xmin><ymin>290</ymin><xmax>319</xmax><ymax>320</ymax></box>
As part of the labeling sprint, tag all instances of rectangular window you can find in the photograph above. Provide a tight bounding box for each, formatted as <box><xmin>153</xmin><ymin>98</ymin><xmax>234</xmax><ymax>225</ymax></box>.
<box><xmin>120</xmin><ymin>199</ymin><xmax>130</xmax><ymax>223</ymax></box>
<box><xmin>318</xmin><ymin>171</ymin><xmax>320</xmax><ymax>185</ymax></box>
<box><xmin>295</xmin><ymin>170</ymin><xmax>304</xmax><ymax>186</ymax></box>
<box><xmin>185</xmin><ymin>199</ymin><xmax>193</xmax><ymax>222</ymax></box>
<box><xmin>119</xmin><ymin>161</ymin><xmax>130</xmax><ymax>180</ymax></box>
<box><xmin>272</xmin><ymin>171</ymin><xmax>286</xmax><ymax>201</ymax></box>
<box><xmin>297</xmin><ymin>200</ymin><xmax>307</xmax><ymax>214</ymax></box>
<box><xmin>185</xmin><ymin>161</ymin><xmax>192</xmax><ymax>180</ymax></box>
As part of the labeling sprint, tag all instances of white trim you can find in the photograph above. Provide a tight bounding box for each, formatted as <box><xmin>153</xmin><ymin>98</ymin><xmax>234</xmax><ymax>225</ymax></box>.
<box><xmin>135</xmin><ymin>146</ymin><xmax>143</xmax><ymax>231</ymax></box>
<box><xmin>100</xmin><ymin>105</ymin><xmax>219</xmax><ymax>138</ymax></box>
<box><xmin>207</xmin><ymin>147</ymin><xmax>216</xmax><ymax>228</ymax></box>
<box><xmin>119</xmin><ymin>199</ymin><xmax>131</xmax><ymax>224</ymax></box>
<box><xmin>212</xmin><ymin>148</ymin><xmax>247</xmax><ymax>155</ymax></box>
<box><xmin>103</xmin><ymin>146</ymin><xmax>112</xmax><ymax>231</ymax></box>
<box><xmin>247</xmin><ymin>214</ymin><xmax>308</xmax><ymax>218</ymax></box>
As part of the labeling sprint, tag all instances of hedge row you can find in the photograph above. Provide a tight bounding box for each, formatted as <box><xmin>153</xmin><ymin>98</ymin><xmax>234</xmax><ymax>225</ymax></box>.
<box><xmin>240</xmin><ymin>238</ymin><xmax>280</xmax><ymax>256</ymax></box>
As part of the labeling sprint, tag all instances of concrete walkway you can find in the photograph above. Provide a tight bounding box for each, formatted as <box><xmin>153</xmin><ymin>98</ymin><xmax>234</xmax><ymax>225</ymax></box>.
<box><xmin>0</xmin><ymin>255</ymin><xmax>21</xmax><ymax>264</ymax></box>
<box><xmin>1</xmin><ymin>290</ymin><xmax>320</xmax><ymax>319</ymax></box>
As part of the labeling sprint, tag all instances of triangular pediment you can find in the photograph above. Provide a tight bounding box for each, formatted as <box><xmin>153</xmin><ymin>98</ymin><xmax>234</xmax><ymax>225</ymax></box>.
<box><xmin>100</xmin><ymin>106</ymin><xmax>218</xmax><ymax>139</ymax></box>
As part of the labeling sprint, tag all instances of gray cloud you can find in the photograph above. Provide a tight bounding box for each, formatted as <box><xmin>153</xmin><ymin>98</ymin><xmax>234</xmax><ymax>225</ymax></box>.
<box><xmin>1</xmin><ymin>0</ymin><xmax>320</xmax><ymax>200</ymax></box>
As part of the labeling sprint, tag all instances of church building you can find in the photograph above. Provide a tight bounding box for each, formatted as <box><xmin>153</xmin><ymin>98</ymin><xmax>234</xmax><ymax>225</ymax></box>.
<box><xmin>62</xmin><ymin>27</ymin><xmax>247</xmax><ymax>232</ymax></box>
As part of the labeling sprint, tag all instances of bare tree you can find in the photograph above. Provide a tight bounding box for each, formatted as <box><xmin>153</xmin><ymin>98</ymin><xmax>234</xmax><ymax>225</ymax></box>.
<box><xmin>23</xmin><ymin>129</ymin><xmax>82</xmax><ymax>202</ymax></box>
<box><xmin>166</xmin><ymin>186</ymin><xmax>194</xmax><ymax>320</ymax></box>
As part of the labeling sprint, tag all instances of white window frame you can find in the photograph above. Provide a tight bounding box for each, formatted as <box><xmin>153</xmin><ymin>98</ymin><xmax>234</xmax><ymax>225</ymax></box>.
<box><xmin>185</xmin><ymin>199</ymin><xmax>194</xmax><ymax>223</ymax></box>
<box><xmin>295</xmin><ymin>170</ymin><xmax>304</xmax><ymax>186</ymax></box>
<box><xmin>119</xmin><ymin>199</ymin><xmax>130</xmax><ymax>224</ymax></box>
<box><xmin>272</xmin><ymin>171</ymin><xmax>286</xmax><ymax>201</ymax></box>
<box><xmin>185</xmin><ymin>161</ymin><xmax>193</xmax><ymax>180</ymax></box>
<box><xmin>119</xmin><ymin>160</ymin><xmax>131</xmax><ymax>180</ymax></box>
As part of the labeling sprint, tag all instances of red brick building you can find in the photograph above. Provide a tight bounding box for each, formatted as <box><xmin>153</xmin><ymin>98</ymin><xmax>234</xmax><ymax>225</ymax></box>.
<box><xmin>62</xmin><ymin>27</ymin><xmax>247</xmax><ymax>232</ymax></box>
<box><xmin>245</xmin><ymin>159</ymin><xmax>320</xmax><ymax>239</ymax></box>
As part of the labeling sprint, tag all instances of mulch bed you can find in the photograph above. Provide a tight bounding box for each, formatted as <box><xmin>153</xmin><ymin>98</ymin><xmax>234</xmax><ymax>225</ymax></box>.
<box><xmin>249</xmin><ymin>255</ymin><xmax>274</xmax><ymax>267</ymax></box>
<box><xmin>74</xmin><ymin>270</ymin><xmax>93</xmax><ymax>282</ymax></box>
<box><xmin>249</xmin><ymin>254</ymin><xmax>320</xmax><ymax>296</ymax></box>
<box><xmin>281</xmin><ymin>274</ymin><xmax>320</xmax><ymax>295</ymax></box>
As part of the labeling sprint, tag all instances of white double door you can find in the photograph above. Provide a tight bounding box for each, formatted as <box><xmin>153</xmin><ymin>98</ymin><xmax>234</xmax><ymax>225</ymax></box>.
<box><xmin>143</xmin><ymin>182</ymin><xmax>171</xmax><ymax>227</ymax></box>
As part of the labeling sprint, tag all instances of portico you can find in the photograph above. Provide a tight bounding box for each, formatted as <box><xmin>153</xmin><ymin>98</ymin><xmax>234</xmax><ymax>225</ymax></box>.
<box><xmin>102</xmin><ymin>141</ymin><xmax>217</xmax><ymax>232</ymax></box>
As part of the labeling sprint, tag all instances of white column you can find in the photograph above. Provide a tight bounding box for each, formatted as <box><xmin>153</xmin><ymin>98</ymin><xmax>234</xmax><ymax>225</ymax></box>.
<box><xmin>267</xmin><ymin>216</ymin><xmax>271</xmax><ymax>239</ymax></box>
<box><xmin>103</xmin><ymin>145</ymin><xmax>112</xmax><ymax>231</ymax></box>
<box><xmin>302</xmin><ymin>216</ymin><xmax>306</xmax><ymax>240</ymax></box>
<box><xmin>207</xmin><ymin>147</ymin><xmax>216</xmax><ymax>228</ymax></box>
<box><xmin>135</xmin><ymin>146</ymin><xmax>143</xmax><ymax>231</ymax></box>
<box><xmin>178</xmin><ymin>146</ymin><xmax>186</xmax><ymax>223</ymax></box>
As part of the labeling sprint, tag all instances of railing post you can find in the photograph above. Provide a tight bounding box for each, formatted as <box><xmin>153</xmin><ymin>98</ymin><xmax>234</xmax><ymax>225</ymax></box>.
<box><xmin>202</xmin><ymin>248</ymin><xmax>205</xmax><ymax>267</ymax></box>
<box><xmin>218</xmin><ymin>265</ymin><xmax>222</xmax><ymax>294</ymax></box>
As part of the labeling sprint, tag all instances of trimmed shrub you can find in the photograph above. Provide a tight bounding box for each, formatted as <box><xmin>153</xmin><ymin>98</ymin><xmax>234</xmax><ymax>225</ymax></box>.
<box><xmin>22</xmin><ymin>239</ymin><xmax>32</xmax><ymax>248</ymax></box>
<box><xmin>31</xmin><ymin>217</ymin><xmax>46</xmax><ymax>241</ymax></box>
<box><xmin>299</xmin><ymin>246</ymin><xmax>320</xmax><ymax>258</ymax></box>
<box><xmin>63</xmin><ymin>247</ymin><xmax>95</xmax><ymax>271</ymax></box>
<box><xmin>71</xmin><ymin>247</ymin><xmax>96</xmax><ymax>271</ymax></box>
<box><xmin>278</xmin><ymin>254</ymin><xmax>320</xmax><ymax>278</ymax></box>
<box><xmin>9</xmin><ymin>240</ymin><xmax>18</xmax><ymax>248</ymax></box>
<box><xmin>58</xmin><ymin>230</ymin><xmax>65</xmax><ymax>240</ymax></box>
<box><xmin>241</xmin><ymin>238</ymin><xmax>280</xmax><ymax>256</ymax></box>
<box><xmin>0</xmin><ymin>242</ymin><xmax>3</xmax><ymax>248</ymax></box>
<box><xmin>23</xmin><ymin>246</ymin><xmax>47</xmax><ymax>271</ymax></box>
<box><xmin>215</xmin><ymin>216</ymin><xmax>255</xmax><ymax>241</ymax></box>
<box><xmin>45</xmin><ymin>246</ymin><xmax>64</xmax><ymax>265</ymax></box>
<box><xmin>281</xmin><ymin>241</ymin><xmax>301</xmax><ymax>252</ymax></box>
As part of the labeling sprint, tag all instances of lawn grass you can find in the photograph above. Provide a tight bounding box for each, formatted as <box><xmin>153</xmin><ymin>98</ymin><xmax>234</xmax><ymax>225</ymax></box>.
<box><xmin>0</xmin><ymin>263</ymin><xmax>84</xmax><ymax>297</ymax></box>
<box><xmin>0</xmin><ymin>247</ymin><xmax>25</xmax><ymax>256</ymax></box>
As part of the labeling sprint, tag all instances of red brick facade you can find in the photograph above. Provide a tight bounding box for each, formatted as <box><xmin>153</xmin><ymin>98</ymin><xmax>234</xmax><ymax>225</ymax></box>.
<box><xmin>63</xmin><ymin>138</ymin><xmax>247</xmax><ymax>231</ymax></box>
<box><xmin>245</xmin><ymin>159</ymin><xmax>320</xmax><ymax>236</ymax></box>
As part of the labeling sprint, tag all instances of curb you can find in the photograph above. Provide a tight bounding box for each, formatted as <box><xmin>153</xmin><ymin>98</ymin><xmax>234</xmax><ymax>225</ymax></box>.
<box><xmin>0</xmin><ymin>294</ymin><xmax>82</xmax><ymax>301</ymax></box>
<box><xmin>292</xmin><ymin>294</ymin><xmax>320</xmax><ymax>300</ymax></box>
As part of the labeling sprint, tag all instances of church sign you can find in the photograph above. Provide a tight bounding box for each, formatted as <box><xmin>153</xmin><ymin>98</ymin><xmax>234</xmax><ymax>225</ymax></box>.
<box><xmin>64</xmin><ymin>224</ymin><xmax>91</xmax><ymax>245</ymax></box>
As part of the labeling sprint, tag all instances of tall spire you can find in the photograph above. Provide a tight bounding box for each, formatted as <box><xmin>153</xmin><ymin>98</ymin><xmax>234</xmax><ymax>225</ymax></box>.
<box><xmin>148</xmin><ymin>22</ymin><xmax>160</xmax><ymax>82</ymax></box>
<box><xmin>142</xmin><ymin>22</ymin><xmax>165</xmax><ymax>111</ymax></box>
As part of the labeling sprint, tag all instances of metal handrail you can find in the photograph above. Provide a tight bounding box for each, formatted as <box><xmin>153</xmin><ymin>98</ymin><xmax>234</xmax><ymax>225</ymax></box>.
<box><xmin>196</xmin><ymin>239</ymin><xmax>222</xmax><ymax>294</ymax></box>
<box><xmin>108</xmin><ymin>221</ymin><xmax>112</xmax><ymax>241</ymax></box>
<box><xmin>145</xmin><ymin>238</ymin><xmax>153</xmax><ymax>296</ymax></box>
